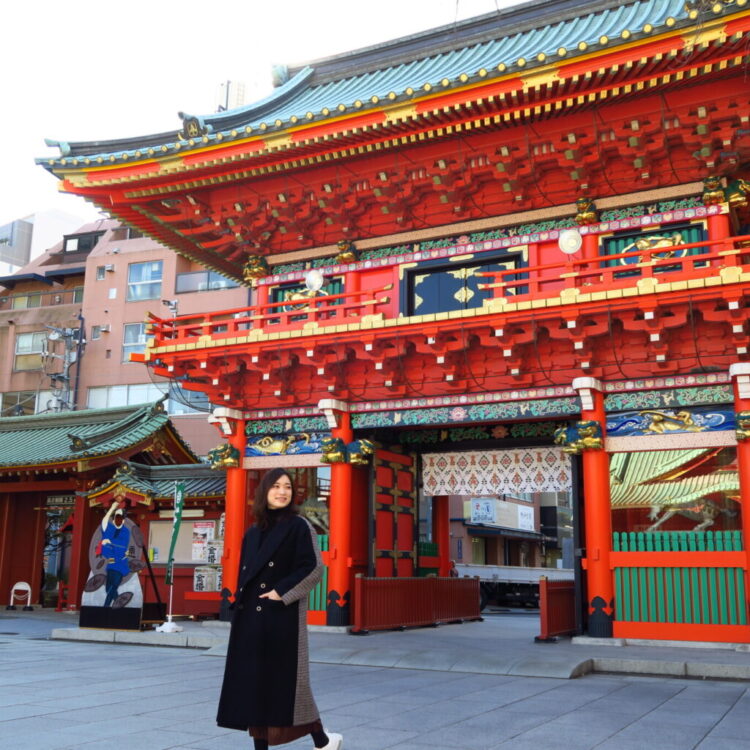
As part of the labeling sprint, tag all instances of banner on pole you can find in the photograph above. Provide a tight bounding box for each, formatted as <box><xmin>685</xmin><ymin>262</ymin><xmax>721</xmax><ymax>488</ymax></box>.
<box><xmin>165</xmin><ymin>482</ymin><xmax>186</xmax><ymax>585</ymax></box>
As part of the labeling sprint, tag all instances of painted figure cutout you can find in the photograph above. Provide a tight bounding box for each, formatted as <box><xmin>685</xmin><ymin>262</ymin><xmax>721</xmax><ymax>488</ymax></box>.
<box><xmin>82</xmin><ymin>500</ymin><xmax>146</xmax><ymax>609</ymax></box>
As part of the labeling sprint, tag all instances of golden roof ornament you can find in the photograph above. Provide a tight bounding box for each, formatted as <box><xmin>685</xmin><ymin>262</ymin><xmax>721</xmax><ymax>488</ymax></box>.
<box><xmin>242</xmin><ymin>254</ymin><xmax>270</xmax><ymax>286</ymax></box>
<box><xmin>574</xmin><ymin>196</ymin><xmax>598</xmax><ymax>226</ymax></box>
<box><xmin>335</xmin><ymin>239</ymin><xmax>358</xmax><ymax>264</ymax></box>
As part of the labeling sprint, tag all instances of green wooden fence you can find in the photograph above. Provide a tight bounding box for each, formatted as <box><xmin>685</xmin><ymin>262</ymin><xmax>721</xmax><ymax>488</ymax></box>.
<box><xmin>614</xmin><ymin>531</ymin><xmax>743</xmax><ymax>552</ymax></box>
<box><xmin>308</xmin><ymin>534</ymin><xmax>329</xmax><ymax>612</ymax></box>
<box><xmin>613</xmin><ymin>531</ymin><xmax>747</xmax><ymax>625</ymax></box>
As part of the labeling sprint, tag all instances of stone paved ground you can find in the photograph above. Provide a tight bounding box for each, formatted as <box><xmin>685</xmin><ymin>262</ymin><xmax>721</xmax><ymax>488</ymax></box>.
<box><xmin>2</xmin><ymin>636</ymin><xmax>750</xmax><ymax>750</ymax></box>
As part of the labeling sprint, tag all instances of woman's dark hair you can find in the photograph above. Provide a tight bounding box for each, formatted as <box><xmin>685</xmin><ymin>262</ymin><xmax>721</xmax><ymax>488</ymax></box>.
<box><xmin>253</xmin><ymin>467</ymin><xmax>299</xmax><ymax>528</ymax></box>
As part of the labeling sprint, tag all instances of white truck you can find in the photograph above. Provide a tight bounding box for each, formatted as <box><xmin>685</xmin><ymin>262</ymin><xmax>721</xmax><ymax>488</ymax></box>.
<box><xmin>455</xmin><ymin>563</ymin><xmax>574</xmax><ymax>609</ymax></box>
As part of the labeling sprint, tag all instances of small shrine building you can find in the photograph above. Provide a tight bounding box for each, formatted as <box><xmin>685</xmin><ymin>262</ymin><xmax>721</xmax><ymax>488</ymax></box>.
<box><xmin>38</xmin><ymin>0</ymin><xmax>750</xmax><ymax>641</ymax></box>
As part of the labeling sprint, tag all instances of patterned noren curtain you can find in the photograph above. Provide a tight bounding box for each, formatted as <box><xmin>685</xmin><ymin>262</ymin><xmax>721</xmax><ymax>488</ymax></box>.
<box><xmin>422</xmin><ymin>448</ymin><xmax>571</xmax><ymax>496</ymax></box>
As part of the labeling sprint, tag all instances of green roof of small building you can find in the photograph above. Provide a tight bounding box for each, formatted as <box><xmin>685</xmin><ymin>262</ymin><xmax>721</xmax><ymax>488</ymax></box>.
<box><xmin>87</xmin><ymin>460</ymin><xmax>225</xmax><ymax>500</ymax></box>
<box><xmin>0</xmin><ymin>399</ymin><xmax>197</xmax><ymax>469</ymax></box>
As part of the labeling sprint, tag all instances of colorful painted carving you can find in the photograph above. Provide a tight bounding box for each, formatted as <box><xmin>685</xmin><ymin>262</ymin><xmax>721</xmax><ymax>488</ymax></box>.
<box><xmin>639</xmin><ymin>409</ymin><xmax>704</xmax><ymax>433</ymax></box>
<box><xmin>208</xmin><ymin>443</ymin><xmax>241</xmax><ymax>469</ymax></box>
<box><xmin>334</xmin><ymin>239</ymin><xmax>358</xmax><ymax>264</ymax></box>
<box><xmin>246</xmin><ymin>433</ymin><xmax>318</xmax><ymax>455</ymax></box>
<box><xmin>574</xmin><ymin>196</ymin><xmax>598</xmax><ymax>226</ymax></box>
<box><xmin>320</xmin><ymin>437</ymin><xmax>348</xmax><ymax>463</ymax></box>
<box><xmin>702</xmin><ymin>176</ymin><xmax>726</xmax><ymax>206</ymax></box>
<box><xmin>607</xmin><ymin>407</ymin><xmax>731</xmax><ymax>436</ymax></box>
<box><xmin>554</xmin><ymin>420</ymin><xmax>603</xmax><ymax>454</ymax></box>
<box><xmin>346</xmin><ymin>439</ymin><xmax>375</xmax><ymax>465</ymax></box>
<box><xmin>319</xmin><ymin>437</ymin><xmax>374</xmax><ymax>464</ymax></box>
<box><xmin>647</xmin><ymin>499</ymin><xmax>737</xmax><ymax>533</ymax></box>
<box><xmin>736</xmin><ymin>411</ymin><xmax>750</xmax><ymax>442</ymax></box>
<box><xmin>620</xmin><ymin>232</ymin><xmax>684</xmax><ymax>261</ymax></box>
<box><xmin>726</xmin><ymin>178</ymin><xmax>750</xmax><ymax>210</ymax></box>
<box><xmin>242</xmin><ymin>254</ymin><xmax>270</xmax><ymax>284</ymax></box>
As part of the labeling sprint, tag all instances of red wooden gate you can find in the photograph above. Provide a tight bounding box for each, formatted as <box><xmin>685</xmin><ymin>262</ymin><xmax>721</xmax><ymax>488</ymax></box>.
<box><xmin>372</xmin><ymin>447</ymin><xmax>417</xmax><ymax>577</ymax></box>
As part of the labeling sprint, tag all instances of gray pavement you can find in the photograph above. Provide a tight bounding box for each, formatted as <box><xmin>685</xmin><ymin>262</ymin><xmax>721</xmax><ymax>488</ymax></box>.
<box><xmin>41</xmin><ymin>606</ymin><xmax>750</xmax><ymax>681</ymax></box>
<box><xmin>1</xmin><ymin>617</ymin><xmax>750</xmax><ymax>749</ymax></box>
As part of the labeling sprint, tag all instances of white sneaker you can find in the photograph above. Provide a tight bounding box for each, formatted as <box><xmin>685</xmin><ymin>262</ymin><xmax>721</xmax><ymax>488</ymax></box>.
<box><xmin>320</xmin><ymin>732</ymin><xmax>343</xmax><ymax>750</ymax></box>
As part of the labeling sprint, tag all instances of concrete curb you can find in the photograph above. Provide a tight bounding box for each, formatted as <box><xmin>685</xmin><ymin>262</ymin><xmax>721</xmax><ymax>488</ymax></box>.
<box><xmin>49</xmin><ymin>626</ymin><xmax>750</xmax><ymax>681</ymax></box>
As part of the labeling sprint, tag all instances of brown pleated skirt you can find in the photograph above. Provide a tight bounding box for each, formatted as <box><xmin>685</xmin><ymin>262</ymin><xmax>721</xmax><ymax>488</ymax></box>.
<box><xmin>249</xmin><ymin>719</ymin><xmax>324</xmax><ymax>746</ymax></box>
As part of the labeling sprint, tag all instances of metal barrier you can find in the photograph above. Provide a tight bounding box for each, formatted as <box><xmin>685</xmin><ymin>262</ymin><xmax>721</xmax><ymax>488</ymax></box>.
<box><xmin>351</xmin><ymin>574</ymin><xmax>481</xmax><ymax>633</ymax></box>
<box><xmin>536</xmin><ymin>576</ymin><xmax>577</xmax><ymax>641</ymax></box>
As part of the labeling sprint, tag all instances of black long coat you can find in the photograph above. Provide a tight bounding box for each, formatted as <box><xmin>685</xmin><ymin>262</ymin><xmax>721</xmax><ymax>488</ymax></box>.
<box><xmin>216</xmin><ymin>515</ymin><xmax>323</xmax><ymax>732</ymax></box>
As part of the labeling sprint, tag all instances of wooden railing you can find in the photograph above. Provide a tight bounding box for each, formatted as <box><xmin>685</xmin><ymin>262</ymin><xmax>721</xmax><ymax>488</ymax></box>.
<box><xmin>146</xmin><ymin>283</ymin><xmax>392</xmax><ymax>345</ymax></box>
<box><xmin>477</xmin><ymin>234</ymin><xmax>750</xmax><ymax>298</ymax></box>
<box><xmin>351</xmin><ymin>574</ymin><xmax>481</xmax><ymax>633</ymax></box>
<box><xmin>144</xmin><ymin>233</ymin><xmax>750</xmax><ymax>348</ymax></box>
<box><xmin>536</xmin><ymin>577</ymin><xmax>577</xmax><ymax>641</ymax></box>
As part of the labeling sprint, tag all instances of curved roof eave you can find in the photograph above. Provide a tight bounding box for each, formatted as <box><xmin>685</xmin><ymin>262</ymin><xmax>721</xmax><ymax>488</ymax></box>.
<box><xmin>38</xmin><ymin>0</ymin><xmax>711</xmax><ymax>169</ymax></box>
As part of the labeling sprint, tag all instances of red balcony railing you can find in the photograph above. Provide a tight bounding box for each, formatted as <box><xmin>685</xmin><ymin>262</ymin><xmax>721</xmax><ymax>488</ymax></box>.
<box><xmin>477</xmin><ymin>234</ymin><xmax>750</xmax><ymax>298</ymax></box>
<box><xmin>144</xmin><ymin>234</ymin><xmax>750</xmax><ymax>349</ymax></box>
<box><xmin>146</xmin><ymin>283</ymin><xmax>392</xmax><ymax>345</ymax></box>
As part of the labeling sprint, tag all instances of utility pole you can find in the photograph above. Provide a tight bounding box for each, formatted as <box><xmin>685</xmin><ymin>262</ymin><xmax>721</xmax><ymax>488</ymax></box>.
<box><xmin>43</xmin><ymin>325</ymin><xmax>85</xmax><ymax>412</ymax></box>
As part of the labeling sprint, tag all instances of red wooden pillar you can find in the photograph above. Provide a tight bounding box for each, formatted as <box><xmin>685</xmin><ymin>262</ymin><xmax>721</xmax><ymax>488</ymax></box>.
<box><xmin>573</xmin><ymin>377</ymin><xmax>614</xmax><ymax>637</ymax></box>
<box><xmin>208</xmin><ymin>408</ymin><xmax>247</xmax><ymax>601</ymax></box>
<box><xmin>582</xmin><ymin>232</ymin><xmax>598</xmax><ymax>260</ymax></box>
<box><xmin>67</xmin><ymin>491</ymin><xmax>92</xmax><ymax>609</ymax></box>
<box><xmin>320</xmin><ymin>399</ymin><xmax>353</xmax><ymax>626</ymax></box>
<box><xmin>433</xmin><ymin>496</ymin><xmax>451</xmax><ymax>577</ymax></box>
<box><xmin>223</xmin><ymin>421</ymin><xmax>247</xmax><ymax>599</ymax></box>
<box><xmin>707</xmin><ymin>206</ymin><xmax>731</xmax><ymax>244</ymax></box>
<box><xmin>729</xmin><ymin>363</ymin><xmax>750</xmax><ymax>608</ymax></box>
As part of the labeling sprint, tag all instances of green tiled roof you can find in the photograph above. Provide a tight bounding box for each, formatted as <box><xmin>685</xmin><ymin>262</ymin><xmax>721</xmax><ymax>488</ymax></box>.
<box><xmin>86</xmin><ymin>461</ymin><xmax>225</xmax><ymax>500</ymax></box>
<box><xmin>0</xmin><ymin>400</ymin><xmax>197</xmax><ymax>469</ymax></box>
<box><xmin>40</xmin><ymin>0</ymin><xmax>702</xmax><ymax>164</ymax></box>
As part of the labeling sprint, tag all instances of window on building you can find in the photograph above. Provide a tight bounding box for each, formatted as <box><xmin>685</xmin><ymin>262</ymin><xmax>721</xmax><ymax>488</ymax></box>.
<box><xmin>601</xmin><ymin>222</ymin><xmax>707</xmax><ymax>277</ymax></box>
<box><xmin>87</xmin><ymin>383</ymin><xmax>166</xmax><ymax>409</ymax></box>
<box><xmin>63</xmin><ymin>232</ymin><xmax>104</xmax><ymax>253</ymax></box>
<box><xmin>111</xmin><ymin>226</ymin><xmax>144</xmax><ymax>241</ymax></box>
<box><xmin>404</xmin><ymin>253</ymin><xmax>523</xmax><ymax>316</ymax></box>
<box><xmin>12</xmin><ymin>293</ymin><xmax>42</xmax><ymax>309</ymax></box>
<box><xmin>127</xmin><ymin>261</ymin><xmax>162</xmax><ymax>301</ymax></box>
<box><xmin>167</xmin><ymin>382</ymin><xmax>211</xmax><ymax>414</ymax></box>
<box><xmin>14</xmin><ymin>331</ymin><xmax>46</xmax><ymax>370</ymax></box>
<box><xmin>267</xmin><ymin>277</ymin><xmax>344</xmax><ymax>324</ymax></box>
<box><xmin>175</xmin><ymin>270</ymin><xmax>241</xmax><ymax>293</ymax></box>
<box><xmin>0</xmin><ymin>390</ymin><xmax>36</xmax><ymax>416</ymax></box>
<box><xmin>91</xmin><ymin>325</ymin><xmax>102</xmax><ymax>340</ymax></box>
<box><xmin>73</xmin><ymin>288</ymin><xmax>84</xmax><ymax>303</ymax></box>
<box><xmin>96</xmin><ymin>266</ymin><xmax>106</xmax><ymax>281</ymax></box>
<box><xmin>86</xmin><ymin>382</ymin><xmax>206</xmax><ymax>415</ymax></box>
<box><xmin>122</xmin><ymin>323</ymin><xmax>151</xmax><ymax>362</ymax></box>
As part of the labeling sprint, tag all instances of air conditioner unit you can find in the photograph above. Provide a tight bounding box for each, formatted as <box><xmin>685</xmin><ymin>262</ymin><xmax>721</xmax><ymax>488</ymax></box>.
<box><xmin>104</xmin><ymin>264</ymin><xmax>115</xmax><ymax>272</ymax></box>
<box><xmin>99</xmin><ymin>324</ymin><xmax>111</xmax><ymax>333</ymax></box>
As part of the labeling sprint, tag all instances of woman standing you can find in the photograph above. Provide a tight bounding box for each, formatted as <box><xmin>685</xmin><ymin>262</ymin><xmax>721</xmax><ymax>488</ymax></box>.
<box><xmin>217</xmin><ymin>467</ymin><xmax>343</xmax><ymax>750</ymax></box>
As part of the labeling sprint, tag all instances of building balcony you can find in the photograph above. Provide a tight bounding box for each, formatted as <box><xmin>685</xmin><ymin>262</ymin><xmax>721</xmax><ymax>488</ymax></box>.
<box><xmin>139</xmin><ymin>222</ymin><xmax>750</xmax><ymax>409</ymax></box>
<box><xmin>0</xmin><ymin>286</ymin><xmax>84</xmax><ymax>311</ymax></box>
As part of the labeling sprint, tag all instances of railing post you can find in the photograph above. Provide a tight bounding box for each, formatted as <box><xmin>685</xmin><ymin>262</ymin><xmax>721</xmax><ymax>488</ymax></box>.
<box><xmin>352</xmin><ymin>574</ymin><xmax>364</xmax><ymax>633</ymax></box>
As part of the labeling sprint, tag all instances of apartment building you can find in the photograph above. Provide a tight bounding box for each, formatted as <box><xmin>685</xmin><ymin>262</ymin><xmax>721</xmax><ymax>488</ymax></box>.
<box><xmin>0</xmin><ymin>219</ymin><xmax>249</xmax><ymax>454</ymax></box>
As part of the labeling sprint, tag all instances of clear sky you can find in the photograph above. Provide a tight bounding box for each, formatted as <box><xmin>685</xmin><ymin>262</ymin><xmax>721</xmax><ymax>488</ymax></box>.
<box><xmin>2</xmin><ymin>0</ymin><xmax>518</xmax><ymax>228</ymax></box>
